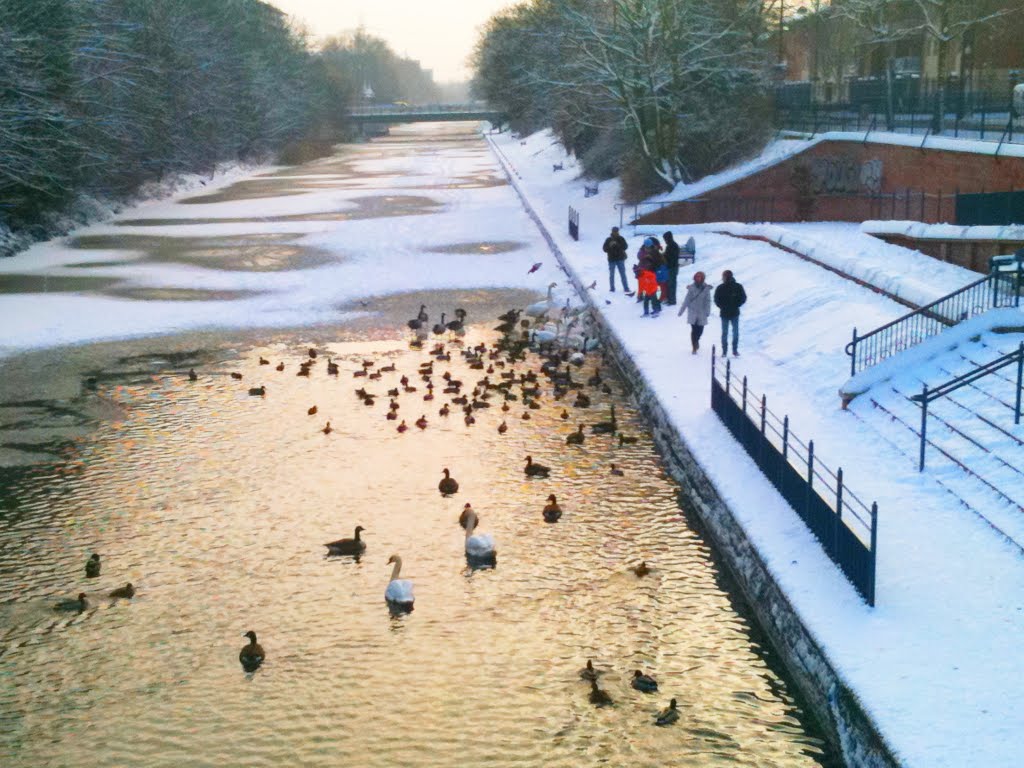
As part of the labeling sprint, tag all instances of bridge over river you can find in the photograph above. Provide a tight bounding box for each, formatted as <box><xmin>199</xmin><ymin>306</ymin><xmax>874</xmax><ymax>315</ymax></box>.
<box><xmin>344</xmin><ymin>103</ymin><xmax>507</xmax><ymax>125</ymax></box>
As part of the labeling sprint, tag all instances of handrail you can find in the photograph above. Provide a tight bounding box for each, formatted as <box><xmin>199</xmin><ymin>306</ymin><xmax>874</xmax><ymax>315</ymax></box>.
<box><xmin>909</xmin><ymin>342</ymin><xmax>1024</xmax><ymax>470</ymax></box>
<box><xmin>846</xmin><ymin>266</ymin><xmax>1023</xmax><ymax>376</ymax></box>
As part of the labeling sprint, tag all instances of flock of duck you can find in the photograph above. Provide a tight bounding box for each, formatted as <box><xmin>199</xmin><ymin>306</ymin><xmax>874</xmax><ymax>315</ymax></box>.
<box><xmin>65</xmin><ymin>296</ymin><xmax>678</xmax><ymax>723</ymax></box>
<box><xmin>53</xmin><ymin>553</ymin><xmax>135</xmax><ymax>614</ymax></box>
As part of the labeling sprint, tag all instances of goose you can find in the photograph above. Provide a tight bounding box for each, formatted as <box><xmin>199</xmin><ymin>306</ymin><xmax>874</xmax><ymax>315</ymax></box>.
<box><xmin>432</xmin><ymin>313</ymin><xmax>447</xmax><ymax>336</ymax></box>
<box><xmin>308</xmin><ymin>405</ymin><xmax>318</xmax><ymax>415</ymax></box>
<box><xmin>655</xmin><ymin>699</ymin><xmax>680</xmax><ymax>726</ymax></box>
<box><xmin>325</xmin><ymin>526</ymin><xmax>366</xmax><ymax>556</ymax></box>
<box><xmin>259</xmin><ymin>356</ymin><xmax>269</xmax><ymax>365</ymax></box>
<box><xmin>408</xmin><ymin>304</ymin><xmax>428</xmax><ymax>331</ymax></box>
<box><xmin>275</xmin><ymin>362</ymin><xmax>285</xmax><ymax>371</ymax></box>
<box><xmin>579</xmin><ymin>660</ymin><xmax>602</xmax><ymax>680</ymax></box>
<box><xmin>85</xmin><ymin>553</ymin><xmax>101</xmax><ymax>578</ymax></box>
<box><xmin>248</xmin><ymin>385</ymin><xmax>265</xmax><ymax>397</ymax></box>
<box><xmin>589</xmin><ymin>679</ymin><xmax>613</xmax><ymax>707</ymax></box>
<box><xmin>525</xmin><ymin>282</ymin><xmax>558</xmax><ymax>319</ymax></box>
<box><xmin>610</xmin><ymin>463</ymin><xmax>625</xmax><ymax>476</ymax></box>
<box><xmin>110</xmin><ymin>582</ymin><xmax>135</xmax><ymax>599</ymax></box>
<box><xmin>591</xmin><ymin>405</ymin><xmax>617</xmax><ymax>434</ymax></box>
<box><xmin>446</xmin><ymin>308</ymin><xmax>467</xmax><ymax>334</ymax></box>
<box><xmin>438</xmin><ymin>468</ymin><xmax>459</xmax><ymax>495</ymax></box>
<box><xmin>632</xmin><ymin>670</ymin><xmax>659</xmax><ymax>693</ymax></box>
<box><xmin>542</xmin><ymin>494</ymin><xmax>562</xmax><ymax>523</ymax></box>
<box><xmin>458</xmin><ymin>503</ymin><xmax>475</xmax><ymax>530</ymax></box>
<box><xmin>463</xmin><ymin>510</ymin><xmax>496</xmax><ymax>563</ymax></box>
<box><xmin>385</xmin><ymin>555</ymin><xmax>414</xmax><ymax>611</ymax></box>
<box><xmin>188</xmin><ymin>368</ymin><xmax>198</xmax><ymax>381</ymax></box>
<box><xmin>631</xmin><ymin>561</ymin><xmax>650</xmax><ymax>577</ymax></box>
<box><xmin>417</xmin><ymin>305</ymin><xmax>429</xmax><ymax>323</ymax></box>
<box><xmin>239</xmin><ymin>630</ymin><xmax>265</xmax><ymax>671</ymax></box>
<box><xmin>618</xmin><ymin>433</ymin><xmax>638</xmax><ymax>446</ymax></box>
<box><xmin>524</xmin><ymin>455</ymin><xmax>550</xmax><ymax>477</ymax></box>
<box><xmin>566</xmin><ymin>425</ymin><xmax>585</xmax><ymax>445</ymax></box>
<box><xmin>54</xmin><ymin>593</ymin><xmax>88</xmax><ymax>613</ymax></box>
<box><xmin>322</xmin><ymin>422</ymin><xmax>333</xmax><ymax>435</ymax></box>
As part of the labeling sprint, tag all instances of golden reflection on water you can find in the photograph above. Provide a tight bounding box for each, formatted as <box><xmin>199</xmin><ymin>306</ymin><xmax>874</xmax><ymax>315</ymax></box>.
<box><xmin>0</xmin><ymin>320</ymin><xmax>835</xmax><ymax>768</ymax></box>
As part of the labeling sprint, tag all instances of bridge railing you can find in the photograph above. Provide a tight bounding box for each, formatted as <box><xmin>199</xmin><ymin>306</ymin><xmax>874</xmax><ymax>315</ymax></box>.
<box><xmin>346</xmin><ymin>103</ymin><xmax>496</xmax><ymax>116</ymax></box>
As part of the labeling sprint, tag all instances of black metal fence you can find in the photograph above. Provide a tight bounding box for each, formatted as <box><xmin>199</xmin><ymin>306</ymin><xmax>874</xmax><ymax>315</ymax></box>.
<box><xmin>568</xmin><ymin>206</ymin><xmax>579</xmax><ymax>240</ymax></box>
<box><xmin>711</xmin><ymin>353</ymin><xmax>878</xmax><ymax>606</ymax></box>
<box><xmin>846</xmin><ymin>266</ymin><xmax>1024</xmax><ymax>376</ymax></box>
<box><xmin>957</xmin><ymin>190</ymin><xmax>1024</xmax><ymax>227</ymax></box>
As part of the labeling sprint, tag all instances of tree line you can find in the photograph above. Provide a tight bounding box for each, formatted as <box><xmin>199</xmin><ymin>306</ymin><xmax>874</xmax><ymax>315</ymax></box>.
<box><xmin>471</xmin><ymin>0</ymin><xmax>781</xmax><ymax>201</ymax></box>
<box><xmin>0</xmin><ymin>0</ymin><xmax>438</xmax><ymax>251</ymax></box>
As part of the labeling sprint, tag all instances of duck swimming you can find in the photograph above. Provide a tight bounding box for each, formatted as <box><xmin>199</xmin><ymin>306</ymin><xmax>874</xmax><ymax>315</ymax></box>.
<box><xmin>85</xmin><ymin>553</ymin><xmax>101</xmax><ymax>578</ymax></box>
<box><xmin>459</xmin><ymin>503</ymin><xmax>475</xmax><ymax>530</ymax></box>
<box><xmin>579</xmin><ymin>660</ymin><xmax>601</xmax><ymax>681</ymax></box>
<box><xmin>655</xmin><ymin>698</ymin><xmax>679</xmax><ymax>726</ymax></box>
<box><xmin>632</xmin><ymin>561</ymin><xmax>650</xmax><ymax>577</ymax></box>
<box><xmin>542</xmin><ymin>494</ymin><xmax>562</xmax><ymax>523</ymax></box>
<box><xmin>239</xmin><ymin>630</ymin><xmax>265</xmax><ymax>671</ymax></box>
<box><xmin>589</xmin><ymin>679</ymin><xmax>613</xmax><ymax>707</ymax></box>
<box><xmin>566</xmin><ymin>425</ymin><xmax>585</xmax><ymax>445</ymax></box>
<box><xmin>438</xmin><ymin>468</ymin><xmax>459</xmax><ymax>496</ymax></box>
<box><xmin>54</xmin><ymin>593</ymin><xmax>88</xmax><ymax>612</ymax></box>
<box><xmin>632</xmin><ymin>670</ymin><xmax>658</xmax><ymax>693</ymax></box>
<box><xmin>524</xmin><ymin>455</ymin><xmax>550</xmax><ymax>478</ymax></box>
<box><xmin>325</xmin><ymin>526</ymin><xmax>366</xmax><ymax>556</ymax></box>
<box><xmin>110</xmin><ymin>582</ymin><xmax>135</xmax><ymax>599</ymax></box>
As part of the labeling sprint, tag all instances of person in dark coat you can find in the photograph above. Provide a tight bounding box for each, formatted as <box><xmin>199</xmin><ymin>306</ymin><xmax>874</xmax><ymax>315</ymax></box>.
<box><xmin>603</xmin><ymin>226</ymin><xmax>629</xmax><ymax>292</ymax></box>
<box><xmin>662</xmin><ymin>231</ymin><xmax>680</xmax><ymax>305</ymax></box>
<box><xmin>714</xmin><ymin>269</ymin><xmax>747</xmax><ymax>357</ymax></box>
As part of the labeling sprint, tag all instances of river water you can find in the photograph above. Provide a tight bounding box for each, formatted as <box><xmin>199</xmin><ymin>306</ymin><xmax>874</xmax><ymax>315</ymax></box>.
<box><xmin>0</xmin><ymin>125</ymin><xmax>837</xmax><ymax>767</ymax></box>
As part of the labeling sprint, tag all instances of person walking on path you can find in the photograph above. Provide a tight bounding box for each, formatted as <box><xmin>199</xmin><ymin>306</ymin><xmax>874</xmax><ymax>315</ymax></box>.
<box><xmin>677</xmin><ymin>271</ymin><xmax>712</xmax><ymax>353</ymax></box>
<box><xmin>603</xmin><ymin>226</ymin><xmax>630</xmax><ymax>293</ymax></box>
<box><xmin>714</xmin><ymin>269</ymin><xmax>747</xmax><ymax>357</ymax></box>
<box><xmin>636</xmin><ymin>237</ymin><xmax>664</xmax><ymax>316</ymax></box>
<box><xmin>662</xmin><ymin>231</ymin><xmax>680</xmax><ymax>305</ymax></box>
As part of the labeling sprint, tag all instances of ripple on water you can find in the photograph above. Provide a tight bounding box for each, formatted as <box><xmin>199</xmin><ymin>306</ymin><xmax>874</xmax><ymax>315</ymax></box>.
<box><xmin>0</xmin><ymin>318</ymin><xmax>835</xmax><ymax>768</ymax></box>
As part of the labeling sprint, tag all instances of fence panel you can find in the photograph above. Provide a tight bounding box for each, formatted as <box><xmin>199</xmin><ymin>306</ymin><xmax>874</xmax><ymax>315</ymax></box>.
<box><xmin>956</xmin><ymin>190</ymin><xmax>1024</xmax><ymax>227</ymax></box>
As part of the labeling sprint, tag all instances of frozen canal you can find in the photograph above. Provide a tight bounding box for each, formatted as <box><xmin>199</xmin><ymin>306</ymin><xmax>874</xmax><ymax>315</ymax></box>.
<box><xmin>0</xmin><ymin>125</ymin><xmax>837</xmax><ymax>766</ymax></box>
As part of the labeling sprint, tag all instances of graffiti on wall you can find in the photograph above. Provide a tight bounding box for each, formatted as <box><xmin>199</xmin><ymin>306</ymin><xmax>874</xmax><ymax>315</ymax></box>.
<box><xmin>808</xmin><ymin>157</ymin><xmax>883</xmax><ymax>194</ymax></box>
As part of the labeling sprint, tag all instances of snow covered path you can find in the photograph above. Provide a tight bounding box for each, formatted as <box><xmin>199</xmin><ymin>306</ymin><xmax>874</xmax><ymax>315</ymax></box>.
<box><xmin>490</xmin><ymin>129</ymin><xmax>1024</xmax><ymax>768</ymax></box>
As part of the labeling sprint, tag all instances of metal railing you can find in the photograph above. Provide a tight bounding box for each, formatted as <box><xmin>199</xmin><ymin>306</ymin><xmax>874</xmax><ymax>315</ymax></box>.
<box><xmin>711</xmin><ymin>352</ymin><xmax>878</xmax><ymax>606</ymax></box>
<box><xmin>568</xmin><ymin>206</ymin><xmax>579</xmax><ymax>241</ymax></box>
<box><xmin>910</xmin><ymin>342</ymin><xmax>1024</xmax><ymax>470</ymax></box>
<box><xmin>846</xmin><ymin>266</ymin><xmax>1023</xmax><ymax>376</ymax></box>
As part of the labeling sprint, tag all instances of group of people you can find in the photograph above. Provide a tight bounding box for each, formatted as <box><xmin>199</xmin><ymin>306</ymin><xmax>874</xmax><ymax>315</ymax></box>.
<box><xmin>602</xmin><ymin>227</ymin><xmax>746</xmax><ymax>357</ymax></box>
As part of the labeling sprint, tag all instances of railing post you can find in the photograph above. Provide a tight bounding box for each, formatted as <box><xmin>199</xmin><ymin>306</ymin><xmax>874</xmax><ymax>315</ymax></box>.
<box><xmin>782</xmin><ymin>416</ymin><xmax>789</xmax><ymax>460</ymax></box>
<box><xmin>742</xmin><ymin>376</ymin><xmax>748</xmax><ymax>415</ymax></box>
<box><xmin>850</xmin><ymin>327</ymin><xmax>858</xmax><ymax>376</ymax></box>
<box><xmin>760</xmin><ymin>394</ymin><xmax>767</xmax><ymax>435</ymax></box>
<box><xmin>725</xmin><ymin>358</ymin><xmax>731</xmax><ymax>395</ymax></box>
<box><xmin>1016</xmin><ymin>341</ymin><xmax>1023</xmax><ymax>426</ymax></box>
<box><xmin>919</xmin><ymin>384</ymin><xmax>929</xmax><ymax>471</ymax></box>
<box><xmin>806</xmin><ymin>440</ymin><xmax>815</xmax><ymax>521</ymax></box>
<box><xmin>836</xmin><ymin>468</ymin><xmax>844</xmax><ymax>520</ymax></box>
<box><xmin>869</xmin><ymin>502</ymin><xmax>878</xmax><ymax>607</ymax></box>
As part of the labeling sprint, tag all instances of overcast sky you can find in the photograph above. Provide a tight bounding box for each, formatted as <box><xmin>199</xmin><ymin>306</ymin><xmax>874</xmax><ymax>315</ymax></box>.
<box><xmin>267</xmin><ymin>0</ymin><xmax>518</xmax><ymax>82</ymax></box>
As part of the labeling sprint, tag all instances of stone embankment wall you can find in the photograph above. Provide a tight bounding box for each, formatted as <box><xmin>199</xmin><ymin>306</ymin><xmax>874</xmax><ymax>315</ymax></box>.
<box><xmin>487</xmin><ymin>135</ymin><xmax>903</xmax><ymax>768</ymax></box>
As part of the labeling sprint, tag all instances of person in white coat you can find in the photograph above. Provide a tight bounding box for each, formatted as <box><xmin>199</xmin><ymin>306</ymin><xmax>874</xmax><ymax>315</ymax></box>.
<box><xmin>677</xmin><ymin>271</ymin><xmax>712</xmax><ymax>354</ymax></box>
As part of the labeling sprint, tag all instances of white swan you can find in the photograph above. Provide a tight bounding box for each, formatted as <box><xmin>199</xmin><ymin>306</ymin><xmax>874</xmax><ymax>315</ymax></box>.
<box><xmin>525</xmin><ymin>282</ymin><xmax>558</xmax><ymax>319</ymax></box>
<box><xmin>463</xmin><ymin>510</ymin><xmax>496</xmax><ymax>562</ymax></box>
<box><xmin>385</xmin><ymin>555</ymin><xmax>414</xmax><ymax>610</ymax></box>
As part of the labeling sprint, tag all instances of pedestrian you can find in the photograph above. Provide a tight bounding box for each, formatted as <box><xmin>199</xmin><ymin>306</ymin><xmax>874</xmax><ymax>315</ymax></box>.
<box><xmin>714</xmin><ymin>269</ymin><xmax>747</xmax><ymax>357</ymax></box>
<box><xmin>603</xmin><ymin>226</ymin><xmax>629</xmax><ymax>292</ymax></box>
<box><xmin>662</xmin><ymin>231</ymin><xmax>680</xmax><ymax>305</ymax></box>
<box><xmin>677</xmin><ymin>271</ymin><xmax>712</xmax><ymax>353</ymax></box>
<box><xmin>636</xmin><ymin>237</ymin><xmax>664</xmax><ymax>316</ymax></box>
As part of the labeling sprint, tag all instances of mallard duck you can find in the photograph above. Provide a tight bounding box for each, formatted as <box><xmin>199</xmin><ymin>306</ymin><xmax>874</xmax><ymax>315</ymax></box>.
<box><xmin>632</xmin><ymin>561</ymin><xmax>650</xmax><ymax>577</ymax></box>
<box><xmin>85</xmin><ymin>553</ymin><xmax>101</xmax><ymax>578</ymax></box>
<box><xmin>610</xmin><ymin>463</ymin><xmax>625</xmax><ymax>476</ymax></box>
<box><xmin>542</xmin><ymin>494</ymin><xmax>562</xmax><ymax>523</ymax></box>
<box><xmin>386</xmin><ymin>410</ymin><xmax>398</xmax><ymax>421</ymax></box>
<box><xmin>497</xmin><ymin>421</ymin><xmax>508</xmax><ymax>434</ymax></box>
<box><xmin>327</xmin><ymin>358</ymin><xmax>339</xmax><ymax>375</ymax></box>
<box><xmin>524</xmin><ymin>455</ymin><xmax>550</xmax><ymax>477</ymax></box>
<box><xmin>632</xmin><ymin>670</ymin><xmax>658</xmax><ymax>693</ymax></box>
<box><xmin>188</xmin><ymin>368</ymin><xmax>198</xmax><ymax>381</ymax></box>
<box><xmin>573</xmin><ymin>392</ymin><xmax>591</xmax><ymax>408</ymax></box>
<box><xmin>248</xmin><ymin>385</ymin><xmax>265</xmax><ymax>397</ymax></box>
<box><xmin>322</xmin><ymin>421</ymin><xmax>332</xmax><ymax>435</ymax></box>
<box><xmin>276</xmin><ymin>362</ymin><xmax>285</xmax><ymax>372</ymax></box>
<box><xmin>655</xmin><ymin>699</ymin><xmax>679</xmax><ymax>726</ymax></box>
<box><xmin>230</xmin><ymin>372</ymin><xmax>243</xmax><ymax>380</ymax></box>
<box><xmin>415</xmin><ymin>415</ymin><xmax>428</xmax><ymax>430</ymax></box>
<box><xmin>385</xmin><ymin>555</ymin><xmax>414</xmax><ymax>611</ymax></box>
<box><xmin>589</xmin><ymin>679</ymin><xmax>613</xmax><ymax>707</ymax></box>
<box><xmin>397</xmin><ymin>420</ymin><xmax>408</xmax><ymax>433</ymax></box>
<box><xmin>619</xmin><ymin>433</ymin><xmax>638</xmax><ymax>446</ymax></box>
<box><xmin>579</xmin><ymin>660</ymin><xmax>601</xmax><ymax>681</ymax></box>
<box><xmin>439</xmin><ymin>468</ymin><xmax>459</xmax><ymax>496</ymax></box>
<box><xmin>308</xmin><ymin>405</ymin><xmax>318</xmax><ymax>415</ymax></box>
<box><xmin>259</xmin><ymin>356</ymin><xmax>269</xmax><ymax>365</ymax></box>
<box><xmin>54</xmin><ymin>593</ymin><xmax>88</xmax><ymax>612</ymax></box>
<box><xmin>560</xmin><ymin>409</ymin><xmax>569</xmax><ymax>420</ymax></box>
<box><xmin>110</xmin><ymin>582</ymin><xmax>135</xmax><ymax>599</ymax></box>
<box><xmin>566</xmin><ymin>425</ymin><xmax>585</xmax><ymax>445</ymax></box>
<box><xmin>458</xmin><ymin>503</ymin><xmax>475</xmax><ymax>530</ymax></box>
<box><xmin>325</xmin><ymin>525</ymin><xmax>366</xmax><ymax>556</ymax></box>
<box><xmin>239</xmin><ymin>630</ymin><xmax>265</xmax><ymax>671</ymax></box>
<box><xmin>591</xmin><ymin>405</ymin><xmax>617</xmax><ymax>434</ymax></box>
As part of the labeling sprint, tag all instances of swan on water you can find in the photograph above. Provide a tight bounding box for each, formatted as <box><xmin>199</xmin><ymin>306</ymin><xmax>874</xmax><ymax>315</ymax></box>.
<box><xmin>463</xmin><ymin>510</ymin><xmax>496</xmax><ymax>564</ymax></box>
<box><xmin>385</xmin><ymin>555</ymin><xmax>415</xmax><ymax>611</ymax></box>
